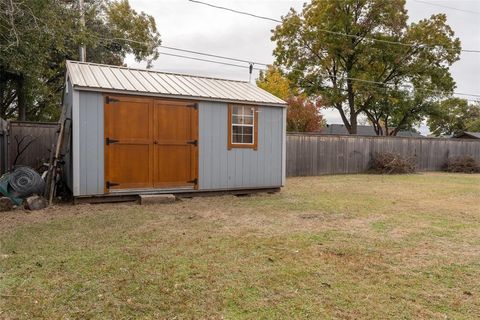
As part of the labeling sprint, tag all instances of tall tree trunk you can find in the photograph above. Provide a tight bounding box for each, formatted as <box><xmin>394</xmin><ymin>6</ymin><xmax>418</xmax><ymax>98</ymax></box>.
<box><xmin>384</xmin><ymin>115</ymin><xmax>390</xmax><ymax>136</ymax></box>
<box><xmin>335</xmin><ymin>103</ymin><xmax>352</xmax><ymax>133</ymax></box>
<box><xmin>346</xmin><ymin>79</ymin><xmax>357</xmax><ymax>134</ymax></box>
<box><xmin>349</xmin><ymin>113</ymin><xmax>357</xmax><ymax>134</ymax></box>
<box><xmin>16</xmin><ymin>75</ymin><xmax>26</xmax><ymax>121</ymax></box>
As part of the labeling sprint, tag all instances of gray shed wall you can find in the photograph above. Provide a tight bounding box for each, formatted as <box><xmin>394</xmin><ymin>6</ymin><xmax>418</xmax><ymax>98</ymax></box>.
<box><xmin>78</xmin><ymin>91</ymin><xmax>104</xmax><ymax>196</ymax></box>
<box><xmin>198</xmin><ymin>101</ymin><xmax>283</xmax><ymax>190</ymax></box>
<box><xmin>72</xmin><ymin>91</ymin><xmax>285</xmax><ymax>196</ymax></box>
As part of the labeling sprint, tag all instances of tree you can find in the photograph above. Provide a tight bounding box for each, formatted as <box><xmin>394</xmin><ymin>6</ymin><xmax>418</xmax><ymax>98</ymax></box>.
<box><xmin>428</xmin><ymin>98</ymin><xmax>480</xmax><ymax>136</ymax></box>
<box><xmin>466</xmin><ymin>118</ymin><xmax>480</xmax><ymax>132</ymax></box>
<box><xmin>286</xmin><ymin>96</ymin><xmax>325</xmax><ymax>132</ymax></box>
<box><xmin>464</xmin><ymin>102</ymin><xmax>480</xmax><ymax>132</ymax></box>
<box><xmin>366</xmin><ymin>89</ymin><xmax>437</xmax><ymax>136</ymax></box>
<box><xmin>0</xmin><ymin>0</ymin><xmax>161</xmax><ymax>121</ymax></box>
<box><xmin>257</xmin><ymin>66</ymin><xmax>325</xmax><ymax>132</ymax></box>
<box><xmin>271</xmin><ymin>0</ymin><xmax>461</xmax><ymax>135</ymax></box>
<box><xmin>257</xmin><ymin>66</ymin><xmax>294</xmax><ymax>100</ymax></box>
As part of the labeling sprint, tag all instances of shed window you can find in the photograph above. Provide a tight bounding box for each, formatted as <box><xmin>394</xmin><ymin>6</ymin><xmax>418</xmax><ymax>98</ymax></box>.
<box><xmin>228</xmin><ymin>105</ymin><xmax>258</xmax><ymax>150</ymax></box>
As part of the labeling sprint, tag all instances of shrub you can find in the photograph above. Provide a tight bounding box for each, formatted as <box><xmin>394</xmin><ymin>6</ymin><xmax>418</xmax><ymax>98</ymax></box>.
<box><xmin>370</xmin><ymin>152</ymin><xmax>415</xmax><ymax>174</ymax></box>
<box><xmin>444</xmin><ymin>156</ymin><xmax>480</xmax><ymax>173</ymax></box>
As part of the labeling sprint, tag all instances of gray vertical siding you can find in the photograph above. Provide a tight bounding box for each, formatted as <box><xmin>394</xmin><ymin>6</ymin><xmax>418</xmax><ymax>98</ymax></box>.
<box><xmin>198</xmin><ymin>101</ymin><xmax>284</xmax><ymax>190</ymax></box>
<box><xmin>78</xmin><ymin>91</ymin><xmax>104</xmax><ymax>195</ymax></box>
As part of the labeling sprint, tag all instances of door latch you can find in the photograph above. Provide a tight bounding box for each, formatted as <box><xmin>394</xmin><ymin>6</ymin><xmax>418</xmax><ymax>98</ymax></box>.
<box><xmin>106</xmin><ymin>137</ymin><xmax>119</xmax><ymax>145</ymax></box>
<box><xmin>105</xmin><ymin>96</ymin><xmax>119</xmax><ymax>104</ymax></box>
<box><xmin>187</xmin><ymin>140</ymin><xmax>198</xmax><ymax>146</ymax></box>
<box><xmin>106</xmin><ymin>181</ymin><xmax>120</xmax><ymax>189</ymax></box>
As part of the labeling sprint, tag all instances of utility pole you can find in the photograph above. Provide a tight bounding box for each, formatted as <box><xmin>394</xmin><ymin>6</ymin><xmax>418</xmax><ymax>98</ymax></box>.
<box><xmin>79</xmin><ymin>0</ymin><xmax>86</xmax><ymax>62</ymax></box>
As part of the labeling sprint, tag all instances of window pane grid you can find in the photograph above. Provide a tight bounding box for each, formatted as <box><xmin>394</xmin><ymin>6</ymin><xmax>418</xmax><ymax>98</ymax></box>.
<box><xmin>232</xmin><ymin>124</ymin><xmax>254</xmax><ymax>128</ymax></box>
<box><xmin>231</xmin><ymin>106</ymin><xmax>255</xmax><ymax>145</ymax></box>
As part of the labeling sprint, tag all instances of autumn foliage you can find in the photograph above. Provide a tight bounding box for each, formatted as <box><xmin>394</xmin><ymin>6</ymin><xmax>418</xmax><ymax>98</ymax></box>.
<box><xmin>286</xmin><ymin>96</ymin><xmax>325</xmax><ymax>132</ymax></box>
<box><xmin>257</xmin><ymin>66</ymin><xmax>325</xmax><ymax>133</ymax></box>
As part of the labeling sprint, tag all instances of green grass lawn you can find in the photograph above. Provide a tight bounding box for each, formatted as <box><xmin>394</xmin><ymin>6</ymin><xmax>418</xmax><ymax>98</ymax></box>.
<box><xmin>1</xmin><ymin>173</ymin><xmax>479</xmax><ymax>319</ymax></box>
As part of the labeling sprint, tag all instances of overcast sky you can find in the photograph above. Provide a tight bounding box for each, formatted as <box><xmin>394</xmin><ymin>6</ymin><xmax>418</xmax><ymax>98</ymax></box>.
<box><xmin>125</xmin><ymin>0</ymin><xmax>480</xmax><ymax>133</ymax></box>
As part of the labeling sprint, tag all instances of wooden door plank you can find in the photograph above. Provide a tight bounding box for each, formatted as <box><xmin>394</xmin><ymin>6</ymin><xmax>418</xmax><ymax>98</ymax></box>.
<box><xmin>104</xmin><ymin>95</ymin><xmax>154</xmax><ymax>192</ymax></box>
<box><xmin>153</xmin><ymin>99</ymin><xmax>198</xmax><ymax>189</ymax></box>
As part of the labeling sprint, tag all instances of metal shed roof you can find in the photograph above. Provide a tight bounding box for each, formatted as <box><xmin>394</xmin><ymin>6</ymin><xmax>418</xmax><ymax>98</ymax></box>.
<box><xmin>66</xmin><ymin>60</ymin><xmax>286</xmax><ymax>107</ymax></box>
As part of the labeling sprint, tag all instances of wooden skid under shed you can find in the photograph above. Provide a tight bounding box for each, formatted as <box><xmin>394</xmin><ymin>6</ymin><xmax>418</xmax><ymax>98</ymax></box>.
<box><xmin>73</xmin><ymin>187</ymin><xmax>281</xmax><ymax>204</ymax></box>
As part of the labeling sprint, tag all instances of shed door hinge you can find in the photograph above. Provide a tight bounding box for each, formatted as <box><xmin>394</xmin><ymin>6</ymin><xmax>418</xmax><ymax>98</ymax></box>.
<box><xmin>188</xmin><ymin>103</ymin><xmax>198</xmax><ymax>110</ymax></box>
<box><xmin>187</xmin><ymin>178</ymin><xmax>198</xmax><ymax>184</ymax></box>
<box><xmin>187</xmin><ymin>140</ymin><xmax>198</xmax><ymax>146</ymax></box>
<box><xmin>105</xmin><ymin>96</ymin><xmax>119</xmax><ymax>104</ymax></box>
<box><xmin>106</xmin><ymin>181</ymin><xmax>120</xmax><ymax>189</ymax></box>
<box><xmin>106</xmin><ymin>137</ymin><xmax>119</xmax><ymax>145</ymax></box>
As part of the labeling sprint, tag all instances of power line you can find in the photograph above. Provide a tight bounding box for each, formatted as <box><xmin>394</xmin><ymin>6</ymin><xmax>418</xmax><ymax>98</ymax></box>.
<box><xmin>97</xmin><ymin>36</ymin><xmax>272</xmax><ymax>67</ymax></box>
<box><xmin>159</xmin><ymin>45</ymin><xmax>270</xmax><ymax>66</ymax></box>
<box><xmin>159</xmin><ymin>50</ymin><xmax>480</xmax><ymax>100</ymax></box>
<box><xmin>97</xmin><ymin>37</ymin><xmax>271</xmax><ymax>66</ymax></box>
<box><xmin>188</xmin><ymin>0</ymin><xmax>280</xmax><ymax>23</ymax></box>
<box><xmin>157</xmin><ymin>51</ymin><xmax>264</xmax><ymax>70</ymax></box>
<box><xmin>188</xmin><ymin>0</ymin><xmax>480</xmax><ymax>54</ymax></box>
<box><xmin>413</xmin><ymin>0</ymin><xmax>480</xmax><ymax>15</ymax></box>
<box><xmin>325</xmin><ymin>74</ymin><xmax>480</xmax><ymax>98</ymax></box>
<box><xmin>161</xmin><ymin>44</ymin><xmax>480</xmax><ymax>98</ymax></box>
<box><xmin>95</xmin><ymin>36</ymin><xmax>480</xmax><ymax>99</ymax></box>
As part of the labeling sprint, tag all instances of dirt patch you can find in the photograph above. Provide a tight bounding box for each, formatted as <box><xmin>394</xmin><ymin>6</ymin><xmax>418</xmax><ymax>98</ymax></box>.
<box><xmin>0</xmin><ymin>202</ymin><xmax>138</xmax><ymax>233</ymax></box>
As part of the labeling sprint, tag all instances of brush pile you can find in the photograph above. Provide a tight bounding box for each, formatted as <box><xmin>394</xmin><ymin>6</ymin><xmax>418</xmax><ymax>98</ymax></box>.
<box><xmin>370</xmin><ymin>152</ymin><xmax>415</xmax><ymax>174</ymax></box>
<box><xmin>444</xmin><ymin>156</ymin><xmax>480</xmax><ymax>173</ymax></box>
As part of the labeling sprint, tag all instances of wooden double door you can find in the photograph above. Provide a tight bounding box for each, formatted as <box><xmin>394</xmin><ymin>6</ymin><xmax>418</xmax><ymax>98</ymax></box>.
<box><xmin>104</xmin><ymin>95</ymin><xmax>198</xmax><ymax>192</ymax></box>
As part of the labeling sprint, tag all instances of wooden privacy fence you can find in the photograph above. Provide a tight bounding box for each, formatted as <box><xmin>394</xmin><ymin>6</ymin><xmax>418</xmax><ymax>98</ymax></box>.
<box><xmin>0</xmin><ymin>118</ymin><xmax>8</xmax><ymax>175</ymax></box>
<box><xmin>8</xmin><ymin>121</ymin><xmax>59</xmax><ymax>171</ymax></box>
<box><xmin>286</xmin><ymin>133</ymin><xmax>480</xmax><ymax>177</ymax></box>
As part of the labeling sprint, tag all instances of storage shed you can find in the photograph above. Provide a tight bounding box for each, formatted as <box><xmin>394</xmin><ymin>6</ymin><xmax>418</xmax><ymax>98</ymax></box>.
<box><xmin>63</xmin><ymin>61</ymin><xmax>287</xmax><ymax>201</ymax></box>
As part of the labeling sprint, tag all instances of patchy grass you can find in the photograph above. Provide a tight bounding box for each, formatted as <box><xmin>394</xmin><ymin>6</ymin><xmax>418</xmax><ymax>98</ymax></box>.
<box><xmin>1</xmin><ymin>173</ymin><xmax>479</xmax><ymax>319</ymax></box>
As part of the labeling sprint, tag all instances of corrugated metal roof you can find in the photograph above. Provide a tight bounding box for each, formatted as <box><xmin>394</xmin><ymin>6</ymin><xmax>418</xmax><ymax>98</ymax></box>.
<box><xmin>66</xmin><ymin>60</ymin><xmax>286</xmax><ymax>107</ymax></box>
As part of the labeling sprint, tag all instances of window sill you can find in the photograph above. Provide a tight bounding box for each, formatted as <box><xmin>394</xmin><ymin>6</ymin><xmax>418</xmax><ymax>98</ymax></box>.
<box><xmin>228</xmin><ymin>144</ymin><xmax>257</xmax><ymax>150</ymax></box>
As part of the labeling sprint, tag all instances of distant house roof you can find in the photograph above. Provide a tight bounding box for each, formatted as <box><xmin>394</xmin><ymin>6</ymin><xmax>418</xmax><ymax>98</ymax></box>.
<box><xmin>453</xmin><ymin>132</ymin><xmax>480</xmax><ymax>139</ymax></box>
<box><xmin>66</xmin><ymin>60</ymin><xmax>287</xmax><ymax>107</ymax></box>
<box><xmin>320</xmin><ymin>124</ymin><xmax>423</xmax><ymax>137</ymax></box>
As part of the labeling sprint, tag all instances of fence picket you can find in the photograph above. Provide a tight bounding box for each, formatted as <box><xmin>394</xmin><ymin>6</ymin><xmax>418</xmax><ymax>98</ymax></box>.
<box><xmin>286</xmin><ymin>133</ymin><xmax>480</xmax><ymax>177</ymax></box>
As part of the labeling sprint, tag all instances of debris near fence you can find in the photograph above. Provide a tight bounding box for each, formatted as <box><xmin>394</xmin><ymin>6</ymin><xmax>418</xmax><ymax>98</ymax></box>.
<box><xmin>0</xmin><ymin>197</ymin><xmax>14</xmax><ymax>212</ymax></box>
<box><xmin>25</xmin><ymin>195</ymin><xmax>48</xmax><ymax>210</ymax></box>
<box><xmin>444</xmin><ymin>156</ymin><xmax>480</xmax><ymax>173</ymax></box>
<box><xmin>369</xmin><ymin>152</ymin><xmax>416</xmax><ymax>174</ymax></box>
<box><xmin>0</xmin><ymin>166</ymin><xmax>46</xmax><ymax>211</ymax></box>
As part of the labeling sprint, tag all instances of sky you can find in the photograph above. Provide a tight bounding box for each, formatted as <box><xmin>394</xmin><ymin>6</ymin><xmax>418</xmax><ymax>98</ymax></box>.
<box><xmin>125</xmin><ymin>0</ymin><xmax>480</xmax><ymax>134</ymax></box>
